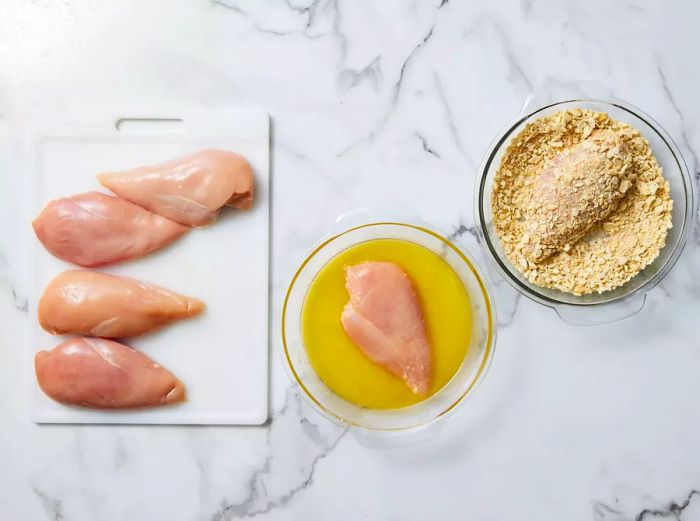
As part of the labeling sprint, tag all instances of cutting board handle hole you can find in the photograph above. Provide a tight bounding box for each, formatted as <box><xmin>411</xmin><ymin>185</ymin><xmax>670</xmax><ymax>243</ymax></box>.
<box><xmin>115</xmin><ymin>118</ymin><xmax>185</xmax><ymax>133</ymax></box>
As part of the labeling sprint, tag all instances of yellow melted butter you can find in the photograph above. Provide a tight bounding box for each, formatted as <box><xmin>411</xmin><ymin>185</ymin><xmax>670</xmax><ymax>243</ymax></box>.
<box><xmin>302</xmin><ymin>238</ymin><xmax>472</xmax><ymax>409</ymax></box>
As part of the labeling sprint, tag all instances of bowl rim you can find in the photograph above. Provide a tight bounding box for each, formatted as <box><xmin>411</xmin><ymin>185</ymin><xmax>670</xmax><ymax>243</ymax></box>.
<box><xmin>280</xmin><ymin>221</ymin><xmax>497</xmax><ymax>432</ymax></box>
<box><xmin>475</xmin><ymin>97</ymin><xmax>695</xmax><ymax>309</ymax></box>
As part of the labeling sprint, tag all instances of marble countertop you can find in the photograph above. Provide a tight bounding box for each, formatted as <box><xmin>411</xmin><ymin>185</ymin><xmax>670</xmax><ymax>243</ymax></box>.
<box><xmin>1</xmin><ymin>0</ymin><xmax>700</xmax><ymax>519</ymax></box>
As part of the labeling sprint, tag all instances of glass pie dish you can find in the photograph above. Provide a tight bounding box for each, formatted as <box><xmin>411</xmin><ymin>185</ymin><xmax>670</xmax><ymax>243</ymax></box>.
<box><xmin>281</xmin><ymin>208</ymin><xmax>496</xmax><ymax>443</ymax></box>
<box><xmin>476</xmin><ymin>83</ymin><xmax>694</xmax><ymax>325</ymax></box>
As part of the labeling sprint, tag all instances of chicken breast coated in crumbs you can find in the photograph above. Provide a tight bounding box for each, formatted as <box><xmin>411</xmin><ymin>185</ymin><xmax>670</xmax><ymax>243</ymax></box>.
<box><xmin>491</xmin><ymin>109</ymin><xmax>673</xmax><ymax>296</ymax></box>
<box><xmin>523</xmin><ymin>129</ymin><xmax>634</xmax><ymax>263</ymax></box>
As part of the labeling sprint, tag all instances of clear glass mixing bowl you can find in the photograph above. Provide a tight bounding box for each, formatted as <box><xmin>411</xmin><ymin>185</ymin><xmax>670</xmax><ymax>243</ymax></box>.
<box><xmin>476</xmin><ymin>86</ymin><xmax>694</xmax><ymax>325</ymax></box>
<box><xmin>281</xmin><ymin>208</ymin><xmax>496</xmax><ymax>442</ymax></box>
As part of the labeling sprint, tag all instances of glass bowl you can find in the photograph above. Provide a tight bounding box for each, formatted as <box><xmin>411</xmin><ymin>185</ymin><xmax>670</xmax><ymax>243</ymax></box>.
<box><xmin>476</xmin><ymin>88</ymin><xmax>694</xmax><ymax>325</ymax></box>
<box><xmin>281</xmin><ymin>209</ymin><xmax>496</xmax><ymax>439</ymax></box>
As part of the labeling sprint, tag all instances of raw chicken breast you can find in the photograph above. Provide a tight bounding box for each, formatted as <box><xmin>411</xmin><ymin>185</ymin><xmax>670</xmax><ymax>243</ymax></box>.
<box><xmin>341</xmin><ymin>261</ymin><xmax>432</xmax><ymax>395</ymax></box>
<box><xmin>523</xmin><ymin>130</ymin><xmax>634</xmax><ymax>263</ymax></box>
<box><xmin>38</xmin><ymin>270</ymin><xmax>205</xmax><ymax>337</ymax></box>
<box><xmin>98</xmin><ymin>149</ymin><xmax>255</xmax><ymax>226</ymax></box>
<box><xmin>35</xmin><ymin>337</ymin><xmax>185</xmax><ymax>409</ymax></box>
<box><xmin>32</xmin><ymin>191</ymin><xmax>189</xmax><ymax>267</ymax></box>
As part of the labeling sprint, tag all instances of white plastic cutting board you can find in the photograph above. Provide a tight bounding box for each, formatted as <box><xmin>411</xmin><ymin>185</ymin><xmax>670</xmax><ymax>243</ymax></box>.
<box><xmin>27</xmin><ymin>107</ymin><xmax>269</xmax><ymax>424</ymax></box>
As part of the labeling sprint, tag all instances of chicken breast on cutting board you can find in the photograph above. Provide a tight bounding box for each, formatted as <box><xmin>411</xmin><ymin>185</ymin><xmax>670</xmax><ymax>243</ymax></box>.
<box><xmin>341</xmin><ymin>261</ymin><xmax>432</xmax><ymax>395</ymax></box>
<box><xmin>522</xmin><ymin>130</ymin><xmax>635</xmax><ymax>263</ymax></box>
<box><xmin>38</xmin><ymin>270</ymin><xmax>205</xmax><ymax>337</ymax></box>
<box><xmin>35</xmin><ymin>338</ymin><xmax>185</xmax><ymax>409</ymax></box>
<box><xmin>98</xmin><ymin>149</ymin><xmax>255</xmax><ymax>227</ymax></box>
<box><xmin>32</xmin><ymin>191</ymin><xmax>189</xmax><ymax>267</ymax></box>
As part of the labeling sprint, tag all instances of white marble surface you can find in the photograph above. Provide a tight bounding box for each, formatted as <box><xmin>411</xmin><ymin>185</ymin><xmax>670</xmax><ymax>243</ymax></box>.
<box><xmin>1</xmin><ymin>0</ymin><xmax>700</xmax><ymax>519</ymax></box>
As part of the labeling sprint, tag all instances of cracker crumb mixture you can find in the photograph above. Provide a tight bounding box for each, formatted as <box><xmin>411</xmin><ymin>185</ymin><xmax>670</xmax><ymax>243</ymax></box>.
<box><xmin>491</xmin><ymin>109</ymin><xmax>673</xmax><ymax>295</ymax></box>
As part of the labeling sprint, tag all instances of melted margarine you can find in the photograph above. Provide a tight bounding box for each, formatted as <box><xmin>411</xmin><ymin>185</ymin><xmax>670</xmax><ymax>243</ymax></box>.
<box><xmin>301</xmin><ymin>238</ymin><xmax>472</xmax><ymax>409</ymax></box>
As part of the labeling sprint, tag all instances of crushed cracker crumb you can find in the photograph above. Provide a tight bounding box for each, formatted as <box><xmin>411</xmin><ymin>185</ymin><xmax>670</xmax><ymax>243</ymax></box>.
<box><xmin>491</xmin><ymin>109</ymin><xmax>673</xmax><ymax>296</ymax></box>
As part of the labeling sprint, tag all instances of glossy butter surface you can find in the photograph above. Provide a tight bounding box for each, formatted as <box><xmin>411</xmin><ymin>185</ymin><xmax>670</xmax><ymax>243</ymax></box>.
<box><xmin>302</xmin><ymin>238</ymin><xmax>472</xmax><ymax>409</ymax></box>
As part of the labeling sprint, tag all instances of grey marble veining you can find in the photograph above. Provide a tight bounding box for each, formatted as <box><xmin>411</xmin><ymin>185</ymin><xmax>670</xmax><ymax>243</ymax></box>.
<box><xmin>1</xmin><ymin>0</ymin><xmax>700</xmax><ymax>519</ymax></box>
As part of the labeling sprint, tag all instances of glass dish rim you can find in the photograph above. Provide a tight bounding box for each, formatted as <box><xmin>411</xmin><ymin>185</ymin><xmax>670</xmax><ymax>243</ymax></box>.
<box><xmin>476</xmin><ymin>97</ymin><xmax>694</xmax><ymax>308</ymax></box>
<box><xmin>280</xmin><ymin>221</ymin><xmax>497</xmax><ymax>432</ymax></box>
